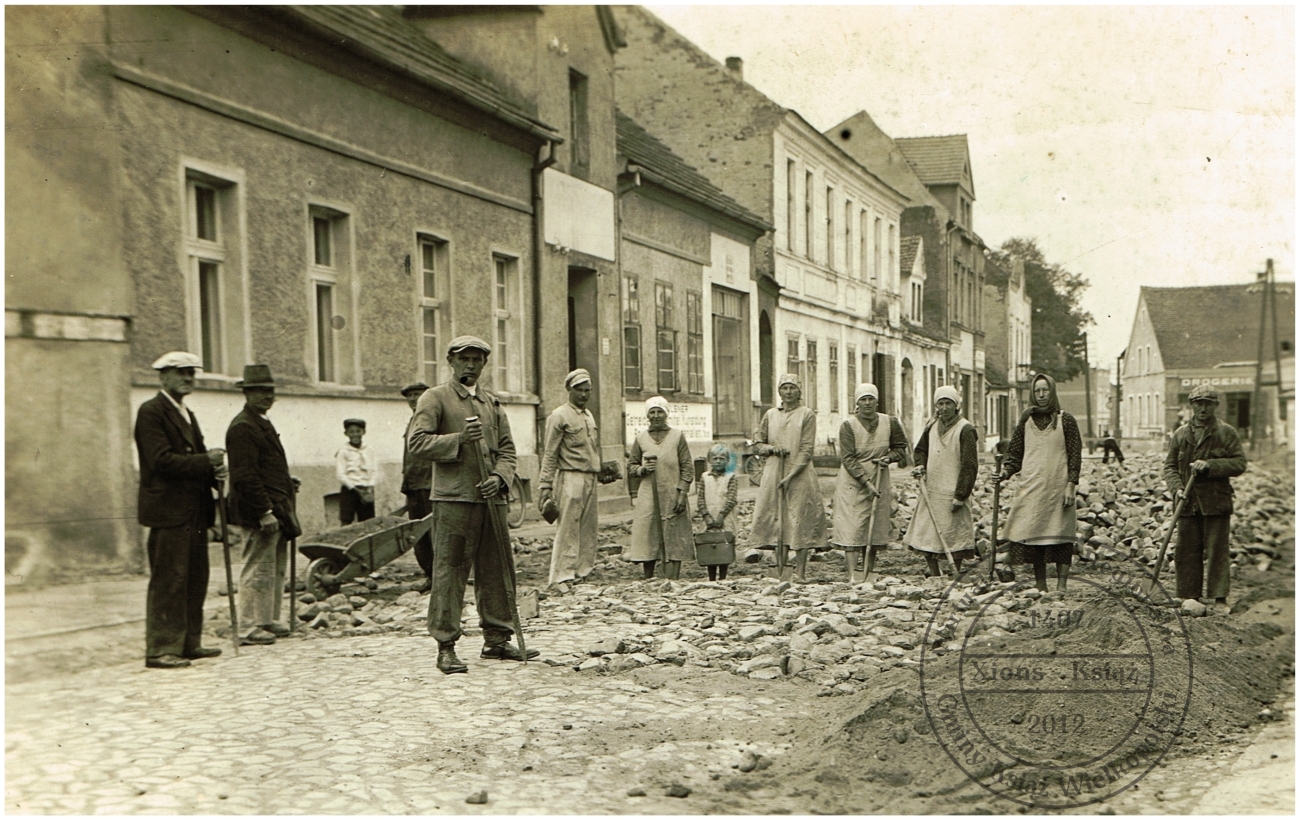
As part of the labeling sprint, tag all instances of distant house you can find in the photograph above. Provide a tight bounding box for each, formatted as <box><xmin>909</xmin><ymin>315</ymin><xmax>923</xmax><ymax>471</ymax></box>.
<box><xmin>1120</xmin><ymin>283</ymin><xmax>1295</xmax><ymax>440</ymax></box>
<box><xmin>982</xmin><ymin>256</ymin><xmax>1032</xmax><ymax>446</ymax></box>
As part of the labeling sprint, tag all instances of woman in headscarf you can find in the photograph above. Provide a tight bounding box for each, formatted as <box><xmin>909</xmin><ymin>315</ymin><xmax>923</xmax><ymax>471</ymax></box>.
<box><xmin>627</xmin><ymin>397</ymin><xmax>695</xmax><ymax>580</ymax></box>
<box><xmin>998</xmin><ymin>373</ymin><xmax>1081</xmax><ymax>592</ymax></box>
<box><xmin>906</xmin><ymin>386</ymin><xmax>980</xmax><ymax>577</ymax></box>
<box><xmin>750</xmin><ymin>374</ymin><xmax>827</xmax><ymax>582</ymax></box>
<box><xmin>832</xmin><ymin>383</ymin><xmax>910</xmax><ymax>584</ymax></box>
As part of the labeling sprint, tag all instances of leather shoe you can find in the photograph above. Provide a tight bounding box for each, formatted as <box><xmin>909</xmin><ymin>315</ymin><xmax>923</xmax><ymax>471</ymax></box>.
<box><xmin>480</xmin><ymin>643</ymin><xmax>540</xmax><ymax>661</ymax></box>
<box><xmin>262</xmin><ymin>622</ymin><xmax>292</xmax><ymax>637</ymax></box>
<box><xmin>145</xmin><ymin>654</ymin><xmax>191</xmax><ymax>669</ymax></box>
<box><xmin>184</xmin><ymin>646</ymin><xmax>222</xmax><ymax>659</ymax></box>
<box><xmin>239</xmin><ymin>629</ymin><xmax>277</xmax><ymax>646</ymax></box>
<box><xmin>437</xmin><ymin>643</ymin><xmax>468</xmax><ymax>674</ymax></box>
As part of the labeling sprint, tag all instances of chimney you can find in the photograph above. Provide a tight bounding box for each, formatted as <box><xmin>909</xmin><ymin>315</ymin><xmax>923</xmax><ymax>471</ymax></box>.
<box><xmin>725</xmin><ymin>57</ymin><xmax>743</xmax><ymax>81</ymax></box>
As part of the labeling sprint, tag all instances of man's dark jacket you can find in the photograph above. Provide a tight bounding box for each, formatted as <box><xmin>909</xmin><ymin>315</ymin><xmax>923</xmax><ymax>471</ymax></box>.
<box><xmin>1163</xmin><ymin>418</ymin><xmax>1247</xmax><ymax>517</ymax></box>
<box><xmin>135</xmin><ymin>393</ymin><xmax>216</xmax><ymax>528</ymax></box>
<box><xmin>226</xmin><ymin>405</ymin><xmax>299</xmax><ymax>537</ymax></box>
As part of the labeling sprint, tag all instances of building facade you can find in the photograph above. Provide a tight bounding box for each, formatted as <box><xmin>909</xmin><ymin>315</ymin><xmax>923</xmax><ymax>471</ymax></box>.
<box><xmin>615</xmin><ymin>112</ymin><xmax>771</xmax><ymax>453</ymax></box>
<box><xmin>7</xmin><ymin>6</ymin><xmax>569</xmax><ymax>578</ymax></box>
<box><xmin>982</xmin><ymin>256</ymin><xmax>1033</xmax><ymax>447</ymax></box>
<box><xmin>616</xmin><ymin>8</ymin><xmax>919</xmax><ymax>452</ymax></box>
<box><xmin>1120</xmin><ymin>283</ymin><xmax>1295</xmax><ymax>441</ymax></box>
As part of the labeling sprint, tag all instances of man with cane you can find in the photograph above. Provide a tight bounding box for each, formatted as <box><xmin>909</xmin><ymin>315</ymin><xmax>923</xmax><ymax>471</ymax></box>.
<box><xmin>1162</xmin><ymin>384</ymin><xmax>1247</xmax><ymax>615</ymax></box>
<box><xmin>134</xmin><ymin>352</ymin><xmax>226</xmax><ymax>668</ymax></box>
<box><xmin>408</xmin><ymin>336</ymin><xmax>536</xmax><ymax>674</ymax></box>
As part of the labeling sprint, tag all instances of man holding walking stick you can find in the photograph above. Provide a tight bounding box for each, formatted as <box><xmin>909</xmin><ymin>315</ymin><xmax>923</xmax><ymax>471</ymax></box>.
<box><xmin>1163</xmin><ymin>384</ymin><xmax>1247</xmax><ymax>615</ymax></box>
<box><xmin>134</xmin><ymin>351</ymin><xmax>226</xmax><ymax>669</ymax></box>
<box><xmin>408</xmin><ymin>336</ymin><xmax>536</xmax><ymax>674</ymax></box>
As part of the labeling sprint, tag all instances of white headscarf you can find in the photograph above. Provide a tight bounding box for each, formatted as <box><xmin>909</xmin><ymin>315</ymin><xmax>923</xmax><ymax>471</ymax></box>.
<box><xmin>645</xmin><ymin>396</ymin><xmax>669</xmax><ymax>416</ymax></box>
<box><xmin>854</xmin><ymin>383</ymin><xmax>879</xmax><ymax>404</ymax></box>
<box><xmin>934</xmin><ymin>385</ymin><xmax>961</xmax><ymax>407</ymax></box>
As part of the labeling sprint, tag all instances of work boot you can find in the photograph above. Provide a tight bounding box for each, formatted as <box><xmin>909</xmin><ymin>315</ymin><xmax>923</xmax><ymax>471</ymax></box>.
<box><xmin>481</xmin><ymin>642</ymin><xmax>540</xmax><ymax>661</ymax></box>
<box><xmin>145</xmin><ymin>654</ymin><xmax>191</xmax><ymax>669</ymax></box>
<box><xmin>437</xmin><ymin>642</ymin><xmax>468</xmax><ymax>674</ymax></box>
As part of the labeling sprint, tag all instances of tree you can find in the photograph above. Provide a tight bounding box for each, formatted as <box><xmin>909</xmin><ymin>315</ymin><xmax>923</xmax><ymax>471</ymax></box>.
<box><xmin>988</xmin><ymin>238</ymin><xmax>1093</xmax><ymax>383</ymax></box>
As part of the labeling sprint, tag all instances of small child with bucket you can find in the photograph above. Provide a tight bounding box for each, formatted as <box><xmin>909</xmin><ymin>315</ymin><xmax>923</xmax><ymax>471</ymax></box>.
<box><xmin>696</xmin><ymin>443</ymin><xmax>738</xmax><ymax>581</ymax></box>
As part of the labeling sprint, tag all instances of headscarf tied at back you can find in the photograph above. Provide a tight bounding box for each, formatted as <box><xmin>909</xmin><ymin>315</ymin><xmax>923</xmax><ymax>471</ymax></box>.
<box><xmin>1021</xmin><ymin>373</ymin><xmax>1061</xmax><ymax>429</ymax></box>
<box><xmin>854</xmin><ymin>383</ymin><xmax>879</xmax><ymax>404</ymax></box>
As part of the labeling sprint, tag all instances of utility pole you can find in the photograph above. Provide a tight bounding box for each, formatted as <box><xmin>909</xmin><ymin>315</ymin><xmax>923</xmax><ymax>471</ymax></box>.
<box><xmin>1249</xmin><ymin>259</ymin><xmax>1274</xmax><ymax>451</ymax></box>
<box><xmin>1081</xmin><ymin>332</ymin><xmax>1094</xmax><ymax>438</ymax></box>
<box><xmin>1115</xmin><ymin>351</ymin><xmax>1124</xmax><ymax>442</ymax></box>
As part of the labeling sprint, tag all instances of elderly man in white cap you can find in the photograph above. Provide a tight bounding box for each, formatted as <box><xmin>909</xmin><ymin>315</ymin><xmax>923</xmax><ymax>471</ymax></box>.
<box><xmin>408</xmin><ymin>335</ymin><xmax>534</xmax><ymax>673</ymax></box>
<box><xmin>907</xmin><ymin>385</ymin><xmax>980</xmax><ymax>578</ymax></box>
<box><xmin>134</xmin><ymin>352</ymin><xmax>227</xmax><ymax>668</ymax></box>
<box><xmin>750</xmin><ymin>373</ymin><xmax>827</xmax><ymax>582</ymax></box>
<box><xmin>831</xmin><ymin>383</ymin><xmax>909</xmax><ymax>584</ymax></box>
<box><xmin>538</xmin><ymin>368</ymin><xmax>602</xmax><ymax>586</ymax></box>
<box><xmin>627</xmin><ymin>396</ymin><xmax>694</xmax><ymax>580</ymax></box>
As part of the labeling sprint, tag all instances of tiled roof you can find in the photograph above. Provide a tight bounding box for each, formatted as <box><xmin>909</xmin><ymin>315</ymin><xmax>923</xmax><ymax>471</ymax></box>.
<box><xmin>616</xmin><ymin>110</ymin><xmax>771</xmax><ymax>233</ymax></box>
<box><xmin>894</xmin><ymin>135</ymin><xmax>970</xmax><ymax>189</ymax></box>
<box><xmin>282</xmin><ymin>6</ymin><xmax>560</xmax><ymax>141</ymax></box>
<box><xmin>1142</xmin><ymin>283</ymin><xmax>1295</xmax><ymax>371</ymax></box>
<box><xmin>899</xmin><ymin>235</ymin><xmax>921</xmax><ymax>276</ymax></box>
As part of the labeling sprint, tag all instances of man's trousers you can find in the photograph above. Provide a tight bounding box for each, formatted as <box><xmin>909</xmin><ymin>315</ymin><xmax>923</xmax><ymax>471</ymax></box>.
<box><xmin>146</xmin><ymin>514</ymin><xmax>210</xmax><ymax>658</ymax></box>
<box><xmin>238</xmin><ymin>525</ymin><xmax>288</xmax><ymax>636</ymax></box>
<box><xmin>425</xmin><ymin>501</ymin><xmax>515</xmax><ymax>646</ymax></box>
<box><xmin>405</xmin><ymin>488</ymin><xmax>434</xmax><ymax>579</ymax></box>
<box><xmin>1175</xmin><ymin>514</ymin><xmax>1232</xmax><ymax>601</ymax></box>
<box><xmin>548</xmin><ymin>471</ymin><xmax>598</xmax><ymax>585</ymax></box>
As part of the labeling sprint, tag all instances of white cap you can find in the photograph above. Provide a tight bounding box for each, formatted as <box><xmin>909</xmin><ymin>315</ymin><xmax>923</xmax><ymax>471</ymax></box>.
<box><xmin>151</xmin><ymin>351</ymin><xmax>203</xmax><ymax>370</ymax></box>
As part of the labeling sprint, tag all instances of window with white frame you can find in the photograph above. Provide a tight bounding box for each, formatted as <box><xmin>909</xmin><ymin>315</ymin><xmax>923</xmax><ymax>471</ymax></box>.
<box><xmin>655</xmin><ymin>280</ymin><xmax>676</xmax><ymax>392</ymax></box>
<box><xmin>911</xmin><ymin>280</ymin><xmax>924</xmax><ymax>323</ymax></box>
<box><xmin>184</xmin><ymin>173</ymin><xmax>237</xmax><ymax>373</ymax></box>
<box><xmin>623</xmin><ymin>275</ymin><xmax>642</xmax><ymax>390</ymax></box>
<box><xmin>309</xmin><ymin>206</ymin><xmax>350</xmax><ymax>383</ymax></box>
<box><xmin>825</xmin><ymin>187</ymin><xmax>834</xmax><ymax>268</ymax></box>
<box><xmin>873</xmin><ymin>217</ymin><xmax>882</xmax><ymax>284</ymax></box>
<box><xmin>686</xmin><ymin>290</ymin><xmax>704</xmax><ymax>394</ymax></box>
<box><xmin>844</xmin><ymin>200</ymin><xmax>853</xmax><ymax>278</ymax></box>
<box><xmin>804</xmin><ymin>171</ymin><xmax>814</xmax><ymax>259</ymax></box>
<box><xmin>786</xmin><ymin>159</ymin><xmax>797</xmax><ymax>252</ymax></box>
<box><xmin>828</xmin><ymin>342</ymin><xmax>839</xmax><ymax>413</ymax></box>
<box><xmin>493</xmin><ymin>254</ymin><xmax>522</xmax><ymax>393</ymax></box>
<box><xmin>806</xmin><ymin>340</ymin><xmax>819</xmax><ymax>412</ymax></box>
<box><xmin>418</xmin><ymin>234</ymin><xmax>451</xmax><ymax>386</ymax></box>
<box><xmin>787</xmin><ymin>336</ymin><xmax>802</xmax><ymax>386</ymax></box>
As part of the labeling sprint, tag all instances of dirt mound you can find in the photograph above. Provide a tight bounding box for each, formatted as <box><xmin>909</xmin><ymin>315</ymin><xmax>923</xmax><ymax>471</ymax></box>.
<box><xmin>770</xmin><ymin>567</ymin><xmax>1294</xmax><ymax>813</ymax></box>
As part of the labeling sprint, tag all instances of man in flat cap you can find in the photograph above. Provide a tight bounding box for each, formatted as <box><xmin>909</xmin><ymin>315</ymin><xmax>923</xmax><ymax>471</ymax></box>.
<box><xmin>408</xmin><ymin>336</ymin><xmax>535</xmax><ymax>673</ymax></box>
<box><xmin>538</xmin><ymin>368</ymin><xmax>602</xmax><ymax>586</ymax></box>
<box><xmin>401</xmin><ymin>382</ymin><xmax>434</xmax><ymax>590</ymax></box>
<box><xmin>335</xmin><ymin>418</ymin><xmax>377</xmax><ymax>525</ymax></box>
<box><xmin>134</xmin><ymin>352</ymin><xmax>227</xmax><ymax>668</ymax></box>
<box><xmin>226</xmin><ymin>364</ymin><xmax>300</xmax><ymax>646</ymax></box>
<box><xmin>1163</xmin><ymin>384</ymin><xmax>1247</xmax><ymax>615</ymax></box>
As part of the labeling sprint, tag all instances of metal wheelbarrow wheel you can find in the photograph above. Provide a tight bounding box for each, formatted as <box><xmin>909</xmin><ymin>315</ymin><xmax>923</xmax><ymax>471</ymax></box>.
<box><xmin>305</xmin><ymin>556</ymin><xmax>344</xmax><ymax>600</ymax></box>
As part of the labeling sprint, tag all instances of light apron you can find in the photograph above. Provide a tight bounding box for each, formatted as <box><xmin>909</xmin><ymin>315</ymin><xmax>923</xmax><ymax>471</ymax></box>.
<box><xmin>906</xmin><ymin>419</ymin><xmax>975</xmax><ymax>554</ymax></box>
<box><xmin>628</xmin><ymin>428</ymin><xmax>694</xmax><ymax>563</ymax></box>
<box><xmin>1003</xmin><ymin>418</ymin><xmax>1077</xmax><ymax>546</ymax></box>
<box><xmin>831</xmin><ymin>415</ymin><xmax>893</xmax><ymax>547</ymax></box>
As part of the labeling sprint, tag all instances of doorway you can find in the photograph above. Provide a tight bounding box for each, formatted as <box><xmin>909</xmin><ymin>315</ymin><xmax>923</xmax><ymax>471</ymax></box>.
<box><xmin>713</xmin><ymin>287</ymin><xmax>749</xmax><ymax>436</ymax></box>
<box><xmin>567</xmin><ymin>266</ymin><xmax>599</xmax><ymax>418</ymax></box>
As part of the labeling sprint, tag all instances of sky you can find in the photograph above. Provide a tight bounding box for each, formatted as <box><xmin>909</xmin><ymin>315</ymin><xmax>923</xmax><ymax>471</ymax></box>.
<box><xmin>646</xmin><ymin>5</ymin><xmax>1295</xmax><ymax>367</ymax></box>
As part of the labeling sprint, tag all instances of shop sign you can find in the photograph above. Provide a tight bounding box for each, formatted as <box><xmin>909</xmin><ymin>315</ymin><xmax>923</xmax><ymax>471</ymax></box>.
<box><xmin>625</xmin><ymin>400</ymin><xmax>713</xmax><ymax>444</ymax></box>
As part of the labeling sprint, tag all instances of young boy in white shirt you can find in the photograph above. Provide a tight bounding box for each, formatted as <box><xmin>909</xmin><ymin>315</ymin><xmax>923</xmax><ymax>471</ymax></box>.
<box><xmin>336</xmin><ymin>418</ymin><xmax>378</xmax><ymax>524</ymax></box>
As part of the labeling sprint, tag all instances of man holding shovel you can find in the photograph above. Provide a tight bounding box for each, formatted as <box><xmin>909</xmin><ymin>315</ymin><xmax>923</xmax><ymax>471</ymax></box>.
<box><xmin>749</xmin><ymin>374</ymin><xmax>826</xmax><ymax>583</ymax></box>
<box><xmin>1162</xmin><ymin>385</ymin><xmax>1247</xmax><ymax>615</ymax></box>
<box><xmin>408</xmin><ymin>336</ymin><xmax>535</xmax><ymax>674</ymax></box>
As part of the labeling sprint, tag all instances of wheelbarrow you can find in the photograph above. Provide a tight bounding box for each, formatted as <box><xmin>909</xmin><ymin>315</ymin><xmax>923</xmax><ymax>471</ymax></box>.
<box><xmin>298</xmin><ymin>515</ymin><xmax>432</xmax><ymax>600</ymax></box>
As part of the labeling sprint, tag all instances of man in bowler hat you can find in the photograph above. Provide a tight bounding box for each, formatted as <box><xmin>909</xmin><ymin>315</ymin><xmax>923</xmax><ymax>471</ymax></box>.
<box><xmin>226</xmin><ymin>364</ymin><xmax>299</xmax><ymax>645</ymax></box>
<box><xmin>401</xmin><ymin>381</ymin><xmax>434</xmax><ymax>591</ymax></box>
<box><xmin>408</xmin><ymin>336</ymin><xmax>536</xmax><ymax>673</ymax></box>
<box><xmin>134</xmin><ymin>351</ymin><xmax>227</xmax><ymax>668</ymax></box>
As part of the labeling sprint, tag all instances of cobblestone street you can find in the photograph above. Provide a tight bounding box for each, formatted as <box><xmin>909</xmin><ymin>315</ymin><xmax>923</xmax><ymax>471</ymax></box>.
<box><xmin>5</xmin><ymin>619</ymin><xmax>811</xmax><ymax>815</ymax></box>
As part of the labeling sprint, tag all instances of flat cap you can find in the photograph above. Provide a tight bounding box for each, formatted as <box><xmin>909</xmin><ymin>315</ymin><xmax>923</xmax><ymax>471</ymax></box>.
<box><xmin>564</xmin><ymin>368</ymin><xmax>592</xmax><ymax>389</ymax></box>
<box><xmin>400</xmin><ymin>381</ymin><xmax>430</xmax><ymax>397</ymax></box>
<box><xmin>343</xmin><ymin>418</ymin><xmax>366</xmax><ymax>429</ymax></box>
<box><xmin>1188</xmin><ymin>384</ymin><xmax>1220</xmax><ymax>403</ymax></box>
<box><xmin>447</xmin><ymin>335</ymin><xmax>491</xmax><ymax>356</ymax></box>
<box><xmin>151</xmin><ymin>351</ymin><xmax>203</xmax><ymax>371</ymax></box>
